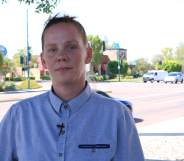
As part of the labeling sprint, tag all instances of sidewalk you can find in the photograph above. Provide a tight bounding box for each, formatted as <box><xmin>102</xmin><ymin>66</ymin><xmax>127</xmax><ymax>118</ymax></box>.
<box><xmin>138</xmin><ymin>117</ymin><xmax>184</xmax><ymax>161</ymax></box>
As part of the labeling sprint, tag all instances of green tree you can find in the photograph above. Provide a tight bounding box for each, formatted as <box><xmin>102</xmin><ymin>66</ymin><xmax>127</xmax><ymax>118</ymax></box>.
<box><xmin>120</xmin><ymin>60</ymin><xmax>128</xmax><ymax>76</ymax></box>
<box><xmin>161</xmin><ymin>47</ymin><xmax>173</xmax><ymax>60</ymax></box>
<box><xmin>13</xmin><ymin>47</ymin><xmax>33</xmax><ymax>67</ymax></box>
<box><xmin>13</xmin><ymin>49</ymin><xmax>26</xmax><ymax>67</ymax></box>
<box><xmin>0</xmin><ymin>51</ymin><xmax>3</xmax><ymax>67</ymax></box>
<box><xmin>88</xmin><ymin>35</ymin><xmax>103</xmax><ymax>75</ymax></box>
<box><xmin>135</xmin><ymin>58</ymin><xmax>153</xmax><ymax>75</ymax></box>
<box><xmin>30</xmin><ymin>55</ymin><xmax>39</xmax><ymax>68</ymax></box>
<box><xmin>0</xmin><ymin>0</ymin><xmax>60</xmax><ymax>13</ymax></box>
<box><xmin>159</xmin><ymin>60</ymin><xmax>182</xmax><ymax>72</ymax></box>
<box><xmin>174</xmin><ymin>43</ymin><xmax>184</xmax><ymax>72</ymax></box>
<box><xmin>151</xmin><ymin>54</ymin><xmax>163</xmax><ymax>66</ymax></box>
<box><xmin>107</xmin><ymin>60</ymin><xmax>128</xmax><ymax>77</ymax></box>
<box><xmin>174</xmin><ymin>43</ymin><xmax>184</xmax><ymax>62</ymax></box>
<box><xmin>0</xmin><ymin>58</ymin><xmax>15</xmax><ymax>80</ymax></box>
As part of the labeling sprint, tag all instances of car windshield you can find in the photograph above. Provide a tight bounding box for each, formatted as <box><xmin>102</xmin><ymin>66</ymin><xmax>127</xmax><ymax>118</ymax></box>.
<box><xmin>147</xmin><ymin>72</ymin><xmax>155</xmax><ymax>75</ymax></box>
<box><xmin>168</xmin><ymin>73</ymin><xmax>178</xmax><ymax>76</ymax></box>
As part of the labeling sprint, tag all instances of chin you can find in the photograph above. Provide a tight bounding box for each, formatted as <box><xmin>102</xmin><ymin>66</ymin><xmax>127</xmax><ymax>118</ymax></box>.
<box><xmin>54</xmin><ymin>78</ymin><xmax>75</xmax><ymax>86</ymax></box>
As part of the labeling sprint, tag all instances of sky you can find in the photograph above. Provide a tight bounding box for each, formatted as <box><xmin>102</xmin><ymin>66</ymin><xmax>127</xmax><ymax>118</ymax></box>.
<box><xmin>0</xmin><ymin>0</ymin><xmax>184</xmax><ymax>62</ymax></box>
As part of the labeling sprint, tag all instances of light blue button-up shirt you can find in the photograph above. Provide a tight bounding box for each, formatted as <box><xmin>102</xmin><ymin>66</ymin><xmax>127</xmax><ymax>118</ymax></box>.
<box><xmin>0</xmin><ymin>84</ymin><xmax>144</xmax><ymax>161</ymax></box>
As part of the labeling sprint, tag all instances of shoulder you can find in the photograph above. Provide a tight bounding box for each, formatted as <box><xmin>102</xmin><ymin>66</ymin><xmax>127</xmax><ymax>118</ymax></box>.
<box><xmin>90</xmin><ymin>91</ymin><xmax>129</xmax><ymax>117</ymax></box>
<box><xmin>7</xmin><ymin>91</ymin><xmax>49</xmax><ymax>117</ymax></box>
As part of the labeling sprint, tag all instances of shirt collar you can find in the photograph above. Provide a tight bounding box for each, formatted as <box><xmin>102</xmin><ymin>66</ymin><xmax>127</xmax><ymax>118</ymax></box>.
<box><xmin>49</xmin><ymin>83</ymin><xmax>93</xmax><ymax>115</ymax></box>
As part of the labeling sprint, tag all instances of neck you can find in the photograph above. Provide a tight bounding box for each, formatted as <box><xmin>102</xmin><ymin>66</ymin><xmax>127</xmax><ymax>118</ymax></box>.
<box><xmin>52</xmin><ymin>80</ymin><xmax>86</xmax><ymax>101</ymax></box>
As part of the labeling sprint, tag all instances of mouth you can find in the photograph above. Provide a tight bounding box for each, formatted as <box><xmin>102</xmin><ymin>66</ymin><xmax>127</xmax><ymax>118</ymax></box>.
<box><xmin>55</xmin><ymin>66</ymin><xmax>73</xmax><ymax>72</ymax></box>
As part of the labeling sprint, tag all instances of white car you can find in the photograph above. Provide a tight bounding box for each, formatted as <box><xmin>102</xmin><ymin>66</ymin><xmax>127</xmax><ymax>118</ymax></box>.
<box><xmin>164</xmin><ymin>72</ymin><xmax>183</xmax><ymax>84</ymax></box>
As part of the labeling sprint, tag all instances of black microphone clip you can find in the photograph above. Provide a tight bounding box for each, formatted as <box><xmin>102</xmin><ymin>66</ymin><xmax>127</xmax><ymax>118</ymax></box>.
<box><xmin>57</xmin><ymin>122</ymin><xmax>65</xmax><ymax>136</ymax></box>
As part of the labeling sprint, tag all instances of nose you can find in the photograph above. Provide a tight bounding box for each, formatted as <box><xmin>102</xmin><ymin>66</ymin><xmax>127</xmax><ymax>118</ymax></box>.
<box><xmin>56</xmin><ymin>50</ymin><xmax>69</xmax><ymax>62</ymax></box>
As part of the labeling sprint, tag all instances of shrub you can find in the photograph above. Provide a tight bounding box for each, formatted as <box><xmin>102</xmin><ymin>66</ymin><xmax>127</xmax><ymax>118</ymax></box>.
<box><xmin>41</xmin><ymin>75</ymin><xmax>51</xmax><ymax>80</ymax></box>
<box><xmin>30</xmin><ymin>76</ymin><xmax>35</xmax><ymax>80</ymax></box>
<box><xmin>0</xmin><ymin>82</ymin><xmax>16</xmax><ymax>91</ymax></box>
<box><xmin>4</xmin><ymin>82</ymin><xmax>16</xmax><ymax>91</ymax></box>
<box><xmin>12</xmin><ymin>77</ymin><xmax>23</xmax><ymax>81</ymax></box>
<box><xmin>0</xmin><ymin>82</ymin><xmax>4</xmax><ymax>92</ymax></box>
<box><xmin>95</xmin><ymin>75</ymin><xmax>104</xmax><ymax>81</ymax></box>
<box><xmin>107</xmin><ymin>61</ymin><xmax>128</xmax><ymax>78</ymax></box>
<box><xmin>108</xmin><ymin>72</ymin><xmax>116</xmax><ymax>79</ymax></box>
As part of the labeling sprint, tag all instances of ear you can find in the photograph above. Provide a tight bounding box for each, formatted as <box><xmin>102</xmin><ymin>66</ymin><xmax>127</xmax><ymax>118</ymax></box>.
<box><xmin>40</xmin><ymin>52</ymin><xmax>48</xmax><ymax>69</ymax></box>
<box><xmin>85</xmin><ymin>47</ymin><xmax>92</xmax><ymax>64</ymax></box>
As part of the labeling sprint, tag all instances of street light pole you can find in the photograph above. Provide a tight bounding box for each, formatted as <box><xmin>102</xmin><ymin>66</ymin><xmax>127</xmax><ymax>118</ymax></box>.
<box><xmin>117</xmin><ymin>50</ymin><xmax>121</xmax><ymax>82</ymax></box>
<box><xmin>26</xmin><ymin>9</ymin><xmax>30</xmax><ymax>89</ymax></box>
<box><xmin>113</xmin><ymin>42</ymin><xmax>121</xmax><ymax>82</ymax></box>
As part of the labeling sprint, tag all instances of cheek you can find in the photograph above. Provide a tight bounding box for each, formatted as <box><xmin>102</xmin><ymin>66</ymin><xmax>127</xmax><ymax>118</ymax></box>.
<box><xmin>42</xmin><ymin>58</ymin><xmax>54</xmax><ymax>71</ymax></box>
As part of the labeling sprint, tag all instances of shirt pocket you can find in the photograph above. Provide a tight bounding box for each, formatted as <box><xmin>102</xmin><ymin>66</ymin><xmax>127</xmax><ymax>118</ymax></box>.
<box><xmin>75</xmin><ymin>143</ymin><xmax>113</xmax><ymax>161</ymax></box>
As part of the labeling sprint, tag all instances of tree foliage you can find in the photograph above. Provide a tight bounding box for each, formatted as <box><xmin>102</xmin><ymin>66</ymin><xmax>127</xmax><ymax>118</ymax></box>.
<box><xmin>157</xmin><ymin>60</ymin><xmax>182</xmax><ymax>72</ymax></box>
<box><xmin>13</xmin><ymin>49</ymin><xmax>26</xmax><ymax>67</ymax></box>
<box><xmin>161</xmin><ymin>47</ymin><xmax>173</xmax><ymax>60</ymax></box>
<box><xmin>135</xmin><ymin>58</ymin><xmax>153</xmax><ymax>74</ymax></box>
<box><xmin>0</xmin><ymin>51</ymin><xmax>3</xmax><ymax>66</ymax></box>
<box><xmin>0</xmin><ymin>0</ymin><xmax>60</xmax><ymax>13</ymax></box>
<box><xmin>0</xmin><ymin>57</ymin><xmax>15</xmax><ymax>79</ymax></box>
<box><xmin>107</xmin><ymin>60</ymin><xmax>128</xmax><ymax>76</ymax></box>
<box><xmin>88</xmin><ymin>35</ymin><xmax>103</xmax><ymax>65</ymax></box>
<box><xmin>13</xmin><ymin>47</ymin><xmax>33</xmax><ymax>67</ymax></box>
<box><xmin>151</xmin><ymin>54</ymin><xmax>163</xmax><ymax>66</ymax></box>
<box><xmin>88</xmin><ymin>35</ymin><xmax>103</xmax><ymax>74</ymax></box>
<box><xmin>175</xmin><ymin>43</ymin><xmax>184</xmax><ymax>63</ymax></box>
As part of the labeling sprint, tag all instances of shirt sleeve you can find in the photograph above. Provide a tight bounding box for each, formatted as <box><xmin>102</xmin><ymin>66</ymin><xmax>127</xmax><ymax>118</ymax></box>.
<box><xmin>0</xmin><ymin>107</ymin><xmax>18</xmax><ymax>161</ymax></box>
<box><xmin>112</xmin><ymin>108</ymin><xmax>145</xmax><ymax>161</ymax></box>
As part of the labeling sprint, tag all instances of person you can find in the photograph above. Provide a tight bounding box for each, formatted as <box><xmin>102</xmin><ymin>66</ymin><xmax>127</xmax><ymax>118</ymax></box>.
<box><xmin>0</xmin><ymin>14</ymin><xmax>144</xmax><ymax>161</ymax></box>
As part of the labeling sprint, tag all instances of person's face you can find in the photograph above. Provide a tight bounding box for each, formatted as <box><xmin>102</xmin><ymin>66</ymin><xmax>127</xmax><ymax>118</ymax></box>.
<box><xmin>41</xmin><ymin>23</ymin><xmax>92</xmax><ymax>86</ymax></box>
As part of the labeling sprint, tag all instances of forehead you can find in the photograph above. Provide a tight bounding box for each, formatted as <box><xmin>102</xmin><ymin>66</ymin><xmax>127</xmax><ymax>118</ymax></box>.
<box><xmin>43</xmin><ymin>23</ymin><xmax>83</xmax><ymax>44</ymax></box>
<box><xmin>45</xmin><ymin>22</ymin><xmax>80</xmax><ymax>36</ymax></box>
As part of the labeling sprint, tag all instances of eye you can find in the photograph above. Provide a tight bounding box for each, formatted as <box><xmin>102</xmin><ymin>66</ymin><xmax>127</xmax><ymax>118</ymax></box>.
<box><xmin>66</xmin><ymin>44</ymin><xmax>78</xmax><ymax>51</ymax></box>
<box><xmin>46</xmin><ymin>47</ymin><xmax>57</xmax><ymax>55</ymax></box>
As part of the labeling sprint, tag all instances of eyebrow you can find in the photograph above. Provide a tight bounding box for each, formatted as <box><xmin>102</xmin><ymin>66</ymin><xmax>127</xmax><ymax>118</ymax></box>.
<box><xmin>64</xmin><ymin>40</ymin><xmax>79</xmax><ymax>45</ymax></box>
<box><xmin>44</xmin><ymin>40</ymin><xmax>81</xmax><ymax>49</ymax></box>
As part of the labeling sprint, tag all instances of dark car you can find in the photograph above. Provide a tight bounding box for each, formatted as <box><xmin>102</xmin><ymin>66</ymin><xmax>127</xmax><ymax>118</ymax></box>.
<box><xmin>95</xmin><ymin>90</ymin><xmax>133</xmax><ymax>112</ymax></box>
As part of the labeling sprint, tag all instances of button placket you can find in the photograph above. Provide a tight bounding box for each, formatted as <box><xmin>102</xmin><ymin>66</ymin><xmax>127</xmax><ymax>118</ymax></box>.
<box><xmin>57</xmin><ymin>102</ymin><xmax>70</xmax><ymax>160</ymax></box>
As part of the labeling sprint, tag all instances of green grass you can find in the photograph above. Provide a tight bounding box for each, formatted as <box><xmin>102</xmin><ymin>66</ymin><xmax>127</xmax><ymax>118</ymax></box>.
<box><xmin>16</xmin><ymin>80</ymin><xmax>42</xmax><ymax>90</ymax></box>
<box><xmin>104</xmin><ymin>76</ymin><xmax>142</xmax><ymax>83</ymax></box>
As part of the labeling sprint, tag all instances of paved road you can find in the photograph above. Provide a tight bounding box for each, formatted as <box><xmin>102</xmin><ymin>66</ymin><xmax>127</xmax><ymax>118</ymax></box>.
<box><xmin>1</xmin><ymin>81</ymin><xmax>184</xmax><ymax>127</ymax></box>
<box><xmin>90</xmin><ymin>82</ymin><xmax>184</xmax><ymax>127</ymax></box>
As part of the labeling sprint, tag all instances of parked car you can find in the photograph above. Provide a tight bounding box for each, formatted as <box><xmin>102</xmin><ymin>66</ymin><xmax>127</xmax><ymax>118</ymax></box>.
<box><xmin>143</xmin><ymin>70</ymin><xmax>168</xmax><ymax>83</ymax></box>
<box><xmin>164</xmin><ymin>72</ymin><xmax>183</xmax><ymax>84</ymax></box>
<box><xmin>95</xmin><ymin>90</ymin><xmax>133</xmax><ymax>113</ymax></box>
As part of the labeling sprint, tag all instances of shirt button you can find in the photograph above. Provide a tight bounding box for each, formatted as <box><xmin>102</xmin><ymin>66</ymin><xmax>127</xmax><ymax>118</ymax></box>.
<box><xmin>59</xmin><ymin>153</ymin><xmax>63</xmax><ymax>157</ymax></box>
<box><xmin>63</xmin><ymin>103</ymin><xmax>68</xmax><ymax>109</ymax></box>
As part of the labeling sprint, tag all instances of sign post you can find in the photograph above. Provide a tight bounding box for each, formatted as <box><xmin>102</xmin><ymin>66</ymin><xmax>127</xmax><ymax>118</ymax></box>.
<box><xmin>26</xmin><ymin>9</ymin><xmax>31</xmax><ymax>89</ymax></box>
<box><xmin>113</xmin><ymin>43</ymin><xmax>121</xmax><ymax>82</ymax></box>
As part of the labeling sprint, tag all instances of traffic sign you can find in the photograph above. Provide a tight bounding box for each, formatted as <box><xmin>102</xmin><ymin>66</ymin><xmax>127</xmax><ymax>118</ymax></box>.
<box><xmin>0</xmin><ymin>45</ymin><xmax>7</xmax><ymax>57</ymax></box>
<box><xmin>113</xmin><ymin>42</ymin><xmax>120</xmax><ymax>49</ymax></box>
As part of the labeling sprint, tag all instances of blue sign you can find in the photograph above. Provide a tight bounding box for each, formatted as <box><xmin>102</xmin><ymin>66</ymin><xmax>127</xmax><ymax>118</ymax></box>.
<box><xmin>0</xmin><ymin>45</ymin><xmax>7</xmax><ymax>57</ymax></box>
<box><xmin>113</xmin><ymin>42</ymin><xmax>120</xmax><ymax>49</ymax></box>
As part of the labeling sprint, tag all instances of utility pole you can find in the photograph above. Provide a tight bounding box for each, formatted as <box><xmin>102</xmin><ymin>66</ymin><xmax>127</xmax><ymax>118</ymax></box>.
<box><xmin>113</xmin><ymin>43</ymin><xmax>121</xmax><ymax>82</ymax></box>
<box><xmin>26</xmin><ymin>9</ymin><xmax>30</xmax><ymax>89</ymax></box>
